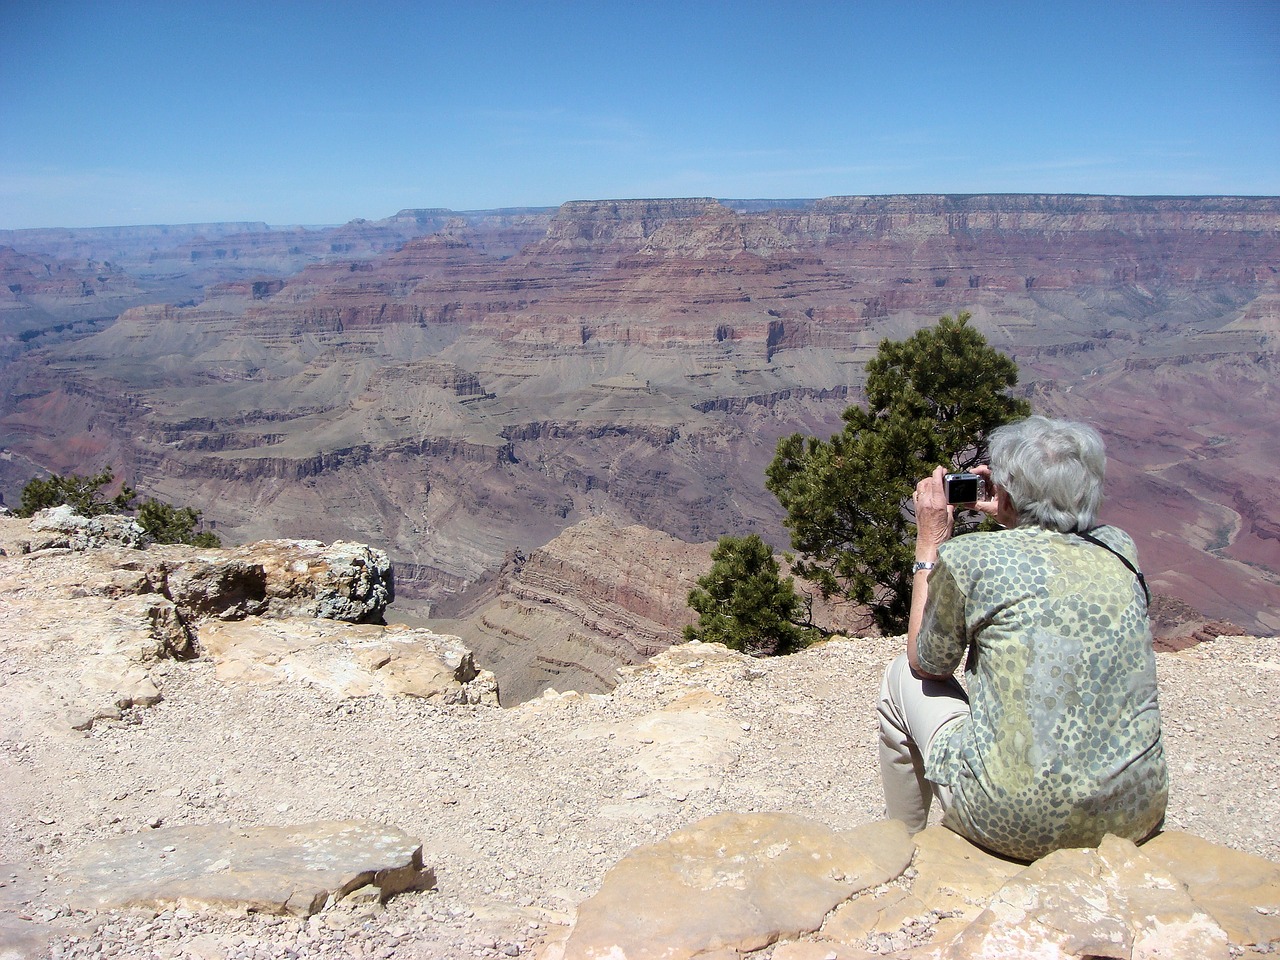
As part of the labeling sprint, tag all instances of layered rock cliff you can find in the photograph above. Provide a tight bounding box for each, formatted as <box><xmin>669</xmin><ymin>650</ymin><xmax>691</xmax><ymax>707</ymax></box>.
<box><xmin>431</xmin><ymin>516</ymin><xmax>709</xmax><ymax>703</ymax></box>
<box><xmin>0</xmin><ymin>245</ymin><xmax>148</xmax><ymax>347</ymax></box>
<box><xmin>1</xmin><ymin>195</ymin><xmax>1276</xmax><ymax>641</ymax></box>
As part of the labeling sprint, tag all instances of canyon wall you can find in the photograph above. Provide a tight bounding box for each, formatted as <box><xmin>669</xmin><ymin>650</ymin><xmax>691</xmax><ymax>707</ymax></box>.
<box><xmin>0</xmin><ymin>195</ymin><xmax>1275</xmax><ymax>652</ymax></box>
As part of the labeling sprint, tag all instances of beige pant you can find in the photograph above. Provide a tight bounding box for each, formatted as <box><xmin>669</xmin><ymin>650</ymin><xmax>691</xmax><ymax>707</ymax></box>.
<box><xmin>877</xmin><ymin>653</ymin><xmax>970</xmax><ymax>833</ymax></box>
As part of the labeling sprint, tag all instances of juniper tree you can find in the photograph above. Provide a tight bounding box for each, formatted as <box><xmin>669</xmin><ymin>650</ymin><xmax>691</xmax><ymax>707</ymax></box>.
<box><xmin>684</xmin><ymin>534</ymin><xmax>819</xmax><ymax>656</ymax></box>
<box><xmin>16</xmin><ymin>468</ymin><xmax>135</xmax><ymax>518</ymax></box>
<box><xmin>15</xmin><ymin>469</ymin><xmax>220</xmax><ymax>546</ymax></box>
<box><xmin>136</xmin><ymin>498</ymin><xmax>221</xmax><ymax>547</ymax></box>
<box><xmin>765</xmin><ymin>312</ymin><xmax>1030</xmax><ymax>634</ymax></box>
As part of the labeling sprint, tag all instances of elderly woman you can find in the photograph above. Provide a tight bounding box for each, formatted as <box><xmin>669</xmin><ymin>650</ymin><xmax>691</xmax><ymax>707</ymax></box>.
<box><xmin>877</xmin><ymin>416</ymin><xmax>1167</xmax><ymax>861</ymax></box>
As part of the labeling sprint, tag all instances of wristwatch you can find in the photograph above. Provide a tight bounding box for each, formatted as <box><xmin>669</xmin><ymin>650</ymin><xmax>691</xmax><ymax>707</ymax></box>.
<box><xmin>912</xmin><ymin>561</ymin><xmax>936</xmax><ymax>574</ymax></box>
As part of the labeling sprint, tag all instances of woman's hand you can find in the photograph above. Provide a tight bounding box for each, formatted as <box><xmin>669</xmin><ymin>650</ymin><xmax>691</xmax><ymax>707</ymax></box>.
<box><xmin>971</xmin><ymin>465</ymin><xmax>1001</xmax><ymax>518</ymax></box>
<box><xmin>972</xmin><ymin>465</ymin><xmax>1017</xmax><ymax>527</ymax></box>
<box><xmin>913</xmin><ymin>466</ymin><xmax>954</xmax><ymax>562</ymax></box>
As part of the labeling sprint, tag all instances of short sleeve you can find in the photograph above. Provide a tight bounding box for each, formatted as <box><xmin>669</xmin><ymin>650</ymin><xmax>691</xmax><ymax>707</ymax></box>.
<box><xmin>915</xmin><ymin>560</ymin><xmax>968</xmax><ymax>677</ymax></box>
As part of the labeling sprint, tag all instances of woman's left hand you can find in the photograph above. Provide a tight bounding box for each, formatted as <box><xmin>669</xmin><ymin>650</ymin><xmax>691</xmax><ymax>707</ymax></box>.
<box><xmin>913</xmin><ymin>465</ymin><xmax>954</xmax><ymax>561</ymax></box>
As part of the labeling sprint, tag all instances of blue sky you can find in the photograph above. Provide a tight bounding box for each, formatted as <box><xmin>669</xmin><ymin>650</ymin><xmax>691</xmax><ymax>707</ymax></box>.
<box><xmin>2</xmin><ymin>0</ymin><xmax>1277</xmax><ymax>229</ymax></box>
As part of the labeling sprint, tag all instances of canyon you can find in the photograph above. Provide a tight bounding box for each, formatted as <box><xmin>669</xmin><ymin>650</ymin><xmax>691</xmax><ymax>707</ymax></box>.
<box><xmin>1</xmin><ymin>195</ymin><xmax>1276</xmax><ymax>692</ymax></box>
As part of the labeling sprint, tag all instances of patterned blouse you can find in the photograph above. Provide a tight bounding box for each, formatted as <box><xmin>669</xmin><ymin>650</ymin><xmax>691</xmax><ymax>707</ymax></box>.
<box><xmin>917</xmin><ymin>524</ymin><xmax>1168</xmax><ymax>861</ymax></box>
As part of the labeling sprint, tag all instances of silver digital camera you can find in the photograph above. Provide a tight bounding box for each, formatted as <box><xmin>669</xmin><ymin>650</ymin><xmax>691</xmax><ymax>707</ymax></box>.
<box><xmin>944</xmin><ymin>472</ymin><xmax>983</xmax><ymax>505</ymax></box>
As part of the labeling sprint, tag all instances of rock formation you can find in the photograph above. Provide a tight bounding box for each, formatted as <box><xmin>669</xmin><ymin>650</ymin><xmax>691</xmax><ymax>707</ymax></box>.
<box><xmin>65</xmin><ymin>821</ymin><xmax>432</xmax><ymax>917</ymax></box>
<box><xmin>546</xmin><ymin>817</ymin><xmax>1280</xmax><ymax>959</ymax></box>
<box><xmin>438</xmin><ymin>516</ymin><xmax>710</xmax><ymax>703</ymax></box>
<box><xmin>0</xmin><ymin>244</ymin><xmax>148</xmax><ymax>341</ymax></box>
<box><xmin>555</xmin><ymin>815</ymin><xmax>916</xmax><ymax>959</ymax></box>
<box><xmin>438</xmin><ymin>515</ymin><xmax>866</xmax><ymax>703</ymax></box>
<box><xmin>25</xmin><ymin>504</ymin><xmax>148</xmax><ymax>551</ymax></box>
<box><xmin>0</xmin><ymin>510</ymin><xmax>492</xmax><ymax>732</ymax></box>
<box><xmin>199</xmin><ymin>618</ymin><xmax>497</xmax><ymax>704</ymax></box>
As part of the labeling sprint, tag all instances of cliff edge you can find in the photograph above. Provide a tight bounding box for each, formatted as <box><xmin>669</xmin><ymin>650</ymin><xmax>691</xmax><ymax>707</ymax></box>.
<box><xmin>0</xmin><ymin>517</ymin><xmax>1275</xmax><ymax>958</ymax></box>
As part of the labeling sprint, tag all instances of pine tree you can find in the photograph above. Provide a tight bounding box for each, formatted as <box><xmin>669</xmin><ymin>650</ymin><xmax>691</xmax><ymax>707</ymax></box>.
<box><xmin>15</xmin><ymin>469</ymin><xmax>221</xmax><ymax>547</ymax></box>
<box><xmin>765</xmin><ymin>312</ymin><xmax>1030</xmax><ymax>634</ymax></box>
<box><xmin>15</xmin><ymin>469</ymin><xmax>135</xmax><ymax>518</ymax></box>
<box><xmin>684</xmin><ymin>534</ymin><xmax>819</xmax><ymax>656</ymax></box>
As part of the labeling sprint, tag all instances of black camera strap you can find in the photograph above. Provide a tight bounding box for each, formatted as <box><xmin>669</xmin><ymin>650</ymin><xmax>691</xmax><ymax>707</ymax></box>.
<box><xmin>1070</xmin><ymin>527</ymin><xmax>1150</xmax><ymax>606</ymax></box>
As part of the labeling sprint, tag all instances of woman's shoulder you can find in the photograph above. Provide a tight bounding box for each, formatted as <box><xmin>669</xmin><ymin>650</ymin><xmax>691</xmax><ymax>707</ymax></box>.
<box><xmin>1076</xmin><ymin>524</ymin><xmax>1141</xmax><ymax>563</ymax></box>
<box><xmin>1085</xmin><ymin>523</ymin><xmax>1137</xmax><ymax>547</ymax></box>
<box><xmin>940</xmin><ymin>525</ymin><xmax>1041</xmax><ymax>565</ymax></box>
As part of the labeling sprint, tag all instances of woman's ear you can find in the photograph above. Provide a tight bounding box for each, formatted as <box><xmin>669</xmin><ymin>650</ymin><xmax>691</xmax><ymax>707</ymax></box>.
<box><xmin>996</xmin><ymin>486</ymin><xmax>1018</xmax><ymax>528</ymax></box>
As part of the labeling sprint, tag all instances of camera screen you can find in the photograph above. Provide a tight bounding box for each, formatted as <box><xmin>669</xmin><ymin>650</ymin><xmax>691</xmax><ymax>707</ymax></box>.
<box><xmin>945</xmin><ymin>473</ymin><xmax>980</xmax><ymax>504</ymax></box>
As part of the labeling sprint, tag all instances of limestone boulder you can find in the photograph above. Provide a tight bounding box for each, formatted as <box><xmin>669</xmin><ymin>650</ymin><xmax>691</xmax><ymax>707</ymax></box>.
<box><xmin>148</xmin><ymin>538</ymin><xmax>393</xmax><ymax>625</ymax></box>
<box><xmin>228</xmin><ymin>539</ymin><xmax>393</xmax><ymax>623</ymax></box>
<box><xmin>61</xmin><ymin>820</ymin><xmax>432</xmax><ymax>917</ymax></box>
<box><xmin>546</xmin><ymin>822</ymin><xmax>1280</xmax><ymax>960</ymax></box>
<box><xmin>0</xmin><ymin>529</ymin><xmax>490</xmax><ymax>732</ymax></box>
<box><xmin>26</xmin><ymin>505</ymin><xmax>147</xmax><ymax>551</ymax></box>
<box><xmin>941</xmin><ymin>834</ymin><xmax>1231</xmax><ymax>959</ymax></box>
<box><xmin>146</xmin><ymin>553</ymin><xmax>269</xmax><ymax>622</ymax></box>
<box><xmin>557</xmin><ymin>813</ymin><xmax>913</xmax><ymax>960</ymax></box>
<box><xmin>199</xmin><ymin>617</ymin><xmax>499</xmax><ymax>704</ymax></box>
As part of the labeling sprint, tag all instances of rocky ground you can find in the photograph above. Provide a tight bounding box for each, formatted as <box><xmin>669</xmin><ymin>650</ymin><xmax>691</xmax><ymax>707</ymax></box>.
<box><xmin>0</xmin><ymin>520</ymin><xmax>1277</xmax><ymax>958</ymax></box>
<box><xmin>3</xmin><ymin>636</ymin><xmax>1279</xmax><ymax>958</ymax></box>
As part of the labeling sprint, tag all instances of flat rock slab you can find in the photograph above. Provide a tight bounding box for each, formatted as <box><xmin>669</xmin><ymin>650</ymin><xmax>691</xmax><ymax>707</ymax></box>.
<box><xmin>547</xmin><ymin>822</ymin><xmax>1280</xmax><ymax>960</ymax></box>
<box><xmin>1142</xmin><ymin>829</ymin><xmax>1280</xmax><ymax>948</ymax></box>
<box><xmin>559</xmin><ymin>813</ymin><xmax>913</xmax><ymax>960</ymax></box>
<box><xmin>198</xmin><ymin>617</ymin><xmax>498</xmax><ymax>704</ymax></box>
<box><xmin>936</xmin><ymin>833</ymin><xmax>1230</xmax><ymax>959</ymax></box>
<box><xmin>62</xmin><ymin>820</ymin><xmax>432</xmax><ymax>917</ymax></box>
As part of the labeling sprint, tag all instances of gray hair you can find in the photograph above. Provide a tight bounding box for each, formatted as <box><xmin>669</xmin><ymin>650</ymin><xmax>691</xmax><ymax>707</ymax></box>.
<box><xmin>988</xmin><ymin>416</ymin><xmax>1106</xmax><ymax>532</ymax></box>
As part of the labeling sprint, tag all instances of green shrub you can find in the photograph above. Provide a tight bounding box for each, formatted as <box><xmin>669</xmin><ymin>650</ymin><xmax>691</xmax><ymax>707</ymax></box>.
<box><xmin>15</xmin><ymin>469</ymin><xmax>220</xmax><ymax>547</ymax></box>
<box><xmin>16</xmin><ymin>469</ymin><xmax>134</xmax><ymax>518</ymax></box>
<box><xmin>136</xmin><ymin>498</ymin><xmax>222</xmax><ymax>547</ymax></box>
<box><xmin>684</xmin><ymin>534</ymin><xmax>819</xmax><ymax>656</ymax></box>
